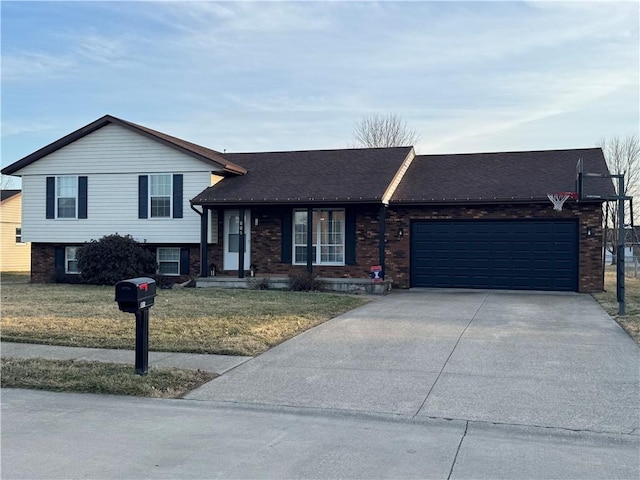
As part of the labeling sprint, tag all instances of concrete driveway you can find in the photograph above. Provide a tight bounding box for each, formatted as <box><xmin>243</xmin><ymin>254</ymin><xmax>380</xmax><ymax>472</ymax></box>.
<box><xmin>187</xmin><ymin>290</ymin><xmax>639</xmax><ymax>435</ymax></box>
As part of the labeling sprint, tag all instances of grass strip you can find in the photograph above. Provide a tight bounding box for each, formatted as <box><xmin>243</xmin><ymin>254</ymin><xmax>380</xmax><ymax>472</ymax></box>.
<box><xmin>1</xmin><ymin>358</ymin><xmax>216</xmax><ymax>398</ymax></box>
<box><xmin>592</xmin><ymin>270</ymin><xmax>640</xmax><ymax>344</ymax></box>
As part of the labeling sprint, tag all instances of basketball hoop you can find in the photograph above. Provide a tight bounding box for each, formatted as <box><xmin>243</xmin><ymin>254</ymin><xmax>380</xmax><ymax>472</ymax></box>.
<box><xmin>547</xmin><ymin>192</ymin><xmax>578</xmax><ymax>211</ymax></box>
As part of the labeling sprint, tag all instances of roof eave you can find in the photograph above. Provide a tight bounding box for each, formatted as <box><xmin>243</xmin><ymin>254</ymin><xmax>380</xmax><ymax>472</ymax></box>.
<box><xmin>191</xmin><ymin>198</ymin><xmax>385</xmax><ymax>206</ymax></box>
<box><xmin>1</xmin><ymin>115</ymin><xmax>116</xmax><ymax>175</ymax></box>
<box><xmin>389</xmin><ymin>197</ymin><xmax>608</xmax><ymax>206</ymax></box>
<box><xmin>1</xmin><ymin>115</ymin><xmax>247</xmax><ymax>176</ymax></box>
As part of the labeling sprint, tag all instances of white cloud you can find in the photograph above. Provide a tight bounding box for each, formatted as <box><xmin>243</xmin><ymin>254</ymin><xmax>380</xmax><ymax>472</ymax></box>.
<box><xmin>1</xmin><ymin>52</ymin><xmax>74</xmax><ymax>81</ymax></box>
<box><xmin>1</xmin><ymin>0</ymin><xmax>637</xmax><ymax>161</ymax></box>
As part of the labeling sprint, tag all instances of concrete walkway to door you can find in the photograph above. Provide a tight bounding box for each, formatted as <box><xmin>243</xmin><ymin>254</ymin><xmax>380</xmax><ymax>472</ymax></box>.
<box><xmin>187</xmin><ymin>290</ymin><xmax>639</xmax><ymax>435</ymax></box>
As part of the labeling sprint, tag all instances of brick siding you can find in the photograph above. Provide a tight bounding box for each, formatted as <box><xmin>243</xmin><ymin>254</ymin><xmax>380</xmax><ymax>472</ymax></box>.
<box><xmin>31</xmin><ymin>243</ymin><xmax>201</xmax><ymax>285</ymax></box>
<box><xmin>33</xmin><ymin>203</ymin><xmax>605</xmax><ymax>293</ymax></box>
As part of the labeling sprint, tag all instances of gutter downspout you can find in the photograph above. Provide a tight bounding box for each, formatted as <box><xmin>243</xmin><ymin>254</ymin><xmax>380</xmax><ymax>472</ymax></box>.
<box><xmin>190</xmin><ymin>203</ymin><xmax>209</xmax><ymax>278</ymax></box>
<box><xmin>379</xmin><ymin>204</ymin><xmax>386</xmax><ymax>280</ymax></box>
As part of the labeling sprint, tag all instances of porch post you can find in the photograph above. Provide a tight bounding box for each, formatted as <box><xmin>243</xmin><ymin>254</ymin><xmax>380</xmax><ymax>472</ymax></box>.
<box><xmin>238</xmin><ymin>207</ymin><xmax>245</xmax><ymax>278</ymax></box>
<box><xmin>306</xmin><ymin>207</ymin><xmax>313</xmax><ymax>275</ymax></box>
<box><xmin>200</xmin><ymin>206</ymin><xmax>209</xmax><ymax>277</ymax></box>
<box><xmin>378</xmin><ymin>204</ymin><xmax>386</xmax><ymax>280</ymax></box>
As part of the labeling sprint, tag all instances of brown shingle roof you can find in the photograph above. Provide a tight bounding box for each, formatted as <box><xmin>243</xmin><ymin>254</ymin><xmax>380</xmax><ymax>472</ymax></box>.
<box><xmin>191</xmin><ymin>147</ymin><xmax>414</xmax><ymax>205</ymax></box>
<box><xmin>390</xmin><ymin>148</ymin><xmax>614</xmax><ymax>204</ymax></box>
<box><xmin>1</xmin><ymin>115</ymin><xmax>246</xmax><ymax>176</ymax></box>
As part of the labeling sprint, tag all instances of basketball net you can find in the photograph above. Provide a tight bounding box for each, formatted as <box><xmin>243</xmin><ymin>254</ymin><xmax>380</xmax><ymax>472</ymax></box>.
<box><xmin>547</xmin><ymin>192</ymin><xmax>577</xmax><ymax>211</ymax></box>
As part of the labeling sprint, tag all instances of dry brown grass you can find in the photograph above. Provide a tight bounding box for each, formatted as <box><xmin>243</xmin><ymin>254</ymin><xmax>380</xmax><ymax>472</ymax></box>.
<box><xmin>592</xmin><ymin>269</ymin><xmax>640</xmax><ymax>344</ymax></box>
<box><xmin>1</xmin><ymin>358</ymin><xmax>216</xmax><ymax>398</ymax></box>
<box><xmin>1</xmin><ymin>284</ymin><xmax>368</xmax><ymax>355</ymax></box>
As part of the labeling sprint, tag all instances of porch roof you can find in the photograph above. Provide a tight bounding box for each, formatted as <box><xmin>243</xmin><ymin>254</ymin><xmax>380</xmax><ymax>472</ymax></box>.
<box><xmin>191</xmin><ymin>146</ymin><xmax>413</xmax><ymax>205</ymax></box>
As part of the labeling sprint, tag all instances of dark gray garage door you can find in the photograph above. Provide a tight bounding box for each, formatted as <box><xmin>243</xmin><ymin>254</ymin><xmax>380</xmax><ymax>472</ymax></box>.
<box><xmin>410</xmin><ymin>220</ymin><xmax>578</xmax><ymax>291</ymax></box>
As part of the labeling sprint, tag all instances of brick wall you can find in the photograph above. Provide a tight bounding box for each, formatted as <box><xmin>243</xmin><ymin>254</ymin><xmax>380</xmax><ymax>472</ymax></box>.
<box><xmin>31</xmin><ymin>243</ymin><xmax>58</xmax><ymax>283</ymax></box>
<box><xmin>31</xmin><ymin>243</ymin><xmax>201</xmax><ymax>284</ymax></box>
<box><xmin>206</xmin><ymin>206</ymin><xmax>381</xmax><ymax>279</ymax></box>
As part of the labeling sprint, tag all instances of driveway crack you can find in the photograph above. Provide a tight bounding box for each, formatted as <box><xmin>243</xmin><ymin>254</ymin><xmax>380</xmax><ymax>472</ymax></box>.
<box><xmin>413</xmin><ymin>292</ymin><xmax>491</xmax><ymax>419</ymax></box>
<box><xmin>447</xmin><ymin>420</ymin><xmax>468</xmax><ymax>480</ymax></box>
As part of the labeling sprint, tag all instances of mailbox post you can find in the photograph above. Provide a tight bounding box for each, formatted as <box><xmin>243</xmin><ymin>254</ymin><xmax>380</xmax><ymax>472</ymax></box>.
<box><xmin>115</xmin><ymin>277</ymin><xmax>157</xmax><ymax>375</ymax></box>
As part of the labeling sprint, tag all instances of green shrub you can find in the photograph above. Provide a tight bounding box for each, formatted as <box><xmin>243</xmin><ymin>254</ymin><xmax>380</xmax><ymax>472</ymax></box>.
<box><xmin>77</xmin><ymin>234</ymin><xmax>157</xmax><ymax>285</ymax></box>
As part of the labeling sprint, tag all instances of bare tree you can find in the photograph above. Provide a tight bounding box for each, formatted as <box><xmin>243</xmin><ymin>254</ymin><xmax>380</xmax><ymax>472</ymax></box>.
<box><xmin>598</xmin><ymin>134</ymin><xmax>640</xmax><ymax>264</ymax></box>
<box><xmin>352</xmin><ymin>113</ymin><xmax>420</xmax><ymax>148</ymax></box>
<box><xmin>1</xmin><ymin>175</ymin><xmax>17</xmax><ymax>190</ymax></box>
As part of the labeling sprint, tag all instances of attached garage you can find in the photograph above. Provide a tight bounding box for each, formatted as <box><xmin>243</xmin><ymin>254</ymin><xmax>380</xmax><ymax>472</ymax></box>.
<box><xmin>410</xmin><ymin>220</ymin><xmax>579</xmax><ymax>291</ymax></box>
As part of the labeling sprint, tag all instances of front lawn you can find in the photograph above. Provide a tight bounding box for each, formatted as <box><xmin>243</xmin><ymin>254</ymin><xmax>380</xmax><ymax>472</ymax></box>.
<box><xmin>1</xmin><ymin>284</ymin><xmax>368</xmax><ymax>356</ymax></box>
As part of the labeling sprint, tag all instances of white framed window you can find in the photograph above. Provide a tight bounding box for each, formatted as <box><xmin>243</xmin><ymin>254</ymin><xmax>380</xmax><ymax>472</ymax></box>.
<box><xmin>56</xmin><ymin>176</ymin><xmax>78</xmax><ymax>218</ymax></box>
<box><xmin>65</xmin><ymin>247</ymin><xmax>79</xmax><ymax>274</ymax></box>
<box><xmin>149</xmin><ymin>174</ymin><xmax>172</xmax><ymax>218</ymax></box>
<box><xmin>15</xmin><ymin>227</ymin><xmax>23</xmax><ymax>244</ymax></box>
<box><xmin>157</xmin><ymin>247</ymin><xmax>180</xmax><ymax>275</ymax></box>
<box><xmin>293</xmin><ymin>209</ymin><xmax>345</xmax><ymax>265</ymax></box>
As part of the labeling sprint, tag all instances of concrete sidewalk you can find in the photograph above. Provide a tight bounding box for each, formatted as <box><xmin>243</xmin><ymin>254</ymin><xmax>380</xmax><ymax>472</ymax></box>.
<box><xmin>0</xmin><ymin>342</ymin><xmax>251</xmax><ymax>375</ymax></box>
<box><xmin>3</xmin><ymin>389</ymin><xmax>638</xmax><ymax>480</ymax></box>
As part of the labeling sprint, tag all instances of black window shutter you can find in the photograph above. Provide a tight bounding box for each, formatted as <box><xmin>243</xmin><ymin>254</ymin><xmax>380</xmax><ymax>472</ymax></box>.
<box><xmin>54</xmin><ymin>246</ymin><xmax>65</xmax><ymax>274</ymax></box>
<box><xmin>173</xmin><ymin>174</ymin><xmax>183</xmax><ymax>218</ymax></box>
<box><xmin>78</xmin><ymin>177</ymin><xmax>88</xmax><ymax>219</ymax></box>
<box><xmin>180</xmin><ymin>247</ymin><xmax>190</xmax><ymax>274</ymax></box>
<box><xmin>281</xmin><ymin>209</ymin><xmax>292</xmax><ymax>263</ymax></box>
<box><xmin>46</xmin><ymin>177</ymin><xmax>55</xmax><ymax>219</ymax></box>
<box><xmin>138</xmin><ymin>175</ymin><xmax>148</xmax><ymax>219</ymax></box>
<box><xmin>345</xmin><ymin>208</ymin><xmax>357</xmax><ymax>265</ymax></box>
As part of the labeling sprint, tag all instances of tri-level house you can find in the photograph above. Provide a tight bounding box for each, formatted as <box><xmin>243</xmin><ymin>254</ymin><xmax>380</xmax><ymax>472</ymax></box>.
<box><xmin>2</xmin><ymin>115</ymin><xmax>614</xmax><ymax>292</ymax></box>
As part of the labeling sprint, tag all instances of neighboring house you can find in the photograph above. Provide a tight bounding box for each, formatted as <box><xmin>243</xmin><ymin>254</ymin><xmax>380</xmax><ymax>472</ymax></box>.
<box><xmin>1</xmin><ymin>115</ymin><xmax>615</xmax><ymax>292</ymax></box>
<box><xmin>0</xmin><ymin>190</ymin><xmax>31</xmax><ymax>272</ymax></box>
<box><xmin>604</xmin><ymin>226</ymin><xmax>640</xmax><ymax>263</ymax></box>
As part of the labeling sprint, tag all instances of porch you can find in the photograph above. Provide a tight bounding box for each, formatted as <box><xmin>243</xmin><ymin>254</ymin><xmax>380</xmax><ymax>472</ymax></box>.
<box><xmin>195</xmin><ymin>274</ymin><xmax>392</xmax><ymax>294</ymax></box>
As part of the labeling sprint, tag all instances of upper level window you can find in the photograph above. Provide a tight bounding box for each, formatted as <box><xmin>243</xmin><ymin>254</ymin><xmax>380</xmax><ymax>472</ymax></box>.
<box><xmin>65</xmin><ymin>246</ymin><xmax>79</xmax><ymax>274</ymax></box>
<box><xmin>149</xmin><ymin>174</ymin><xmax>172</xmax><ymax>218</ymax></box>
<box><xmin>293</xmin><ymin>209</ymin><xmax>345</xmax><ymax>265</ymax></box>
<box><xmin>56</xmin><ymin>176</ymin><xmax>77</xmax><ymax>218</ymax></box>
<box><xmin>46</xmin><ymin>176</ymin><xmax>87</xmax><ymax>220</ymax></box>
<box><xmin>15</xmin><ymin>227</ymin><xmax>23</xmax><ymax>244</ymax></box>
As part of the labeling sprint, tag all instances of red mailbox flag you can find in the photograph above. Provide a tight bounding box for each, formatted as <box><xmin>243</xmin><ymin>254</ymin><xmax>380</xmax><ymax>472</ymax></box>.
<box><xmin>139</xmin><ymin>283</ymin><xmax>148</xmax><ymax>291</ymax></box>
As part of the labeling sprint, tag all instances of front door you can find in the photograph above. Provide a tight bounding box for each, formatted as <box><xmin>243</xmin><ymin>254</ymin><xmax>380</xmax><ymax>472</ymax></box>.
<box><xmin>223</xmin><ymin>209</ymin><xmax>251</xmax><ymax>270</ymax></box>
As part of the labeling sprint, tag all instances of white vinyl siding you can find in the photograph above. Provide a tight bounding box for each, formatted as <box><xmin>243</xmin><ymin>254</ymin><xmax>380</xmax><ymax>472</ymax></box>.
<box><xmin>293</xmin><ymin>209</ymin><xmax>345</xmax><ymax>266</ymax></box>
<box><xmin>16</xmin><ymin>124</ymin><xmax>227</xmax><ymax>175</ymax></box>
<box><xmin>157</xmin><ymin>247</ymin><xmax>180</xmax><ymax>275</ymax></box>
<box><xmin>19</xmin><ymin>125</ymin><xmax>219</xmax><ymax>243</ymax></box>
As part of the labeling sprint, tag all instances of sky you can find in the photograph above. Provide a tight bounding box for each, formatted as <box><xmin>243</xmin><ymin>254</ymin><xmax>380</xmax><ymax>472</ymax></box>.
<box><xmin>2</xmin><ymin>1</ymin><xmax>639</xmax><ymax>188</ymax></box>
